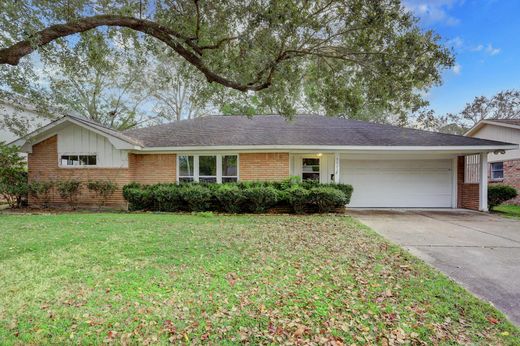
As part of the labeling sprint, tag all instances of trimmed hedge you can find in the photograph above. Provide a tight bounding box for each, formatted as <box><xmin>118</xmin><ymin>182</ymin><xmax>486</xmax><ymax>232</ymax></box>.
<box><xmin>123</xmin><ymin>179</ymin><xmax>353</xmax><ymax>214</ymax></box>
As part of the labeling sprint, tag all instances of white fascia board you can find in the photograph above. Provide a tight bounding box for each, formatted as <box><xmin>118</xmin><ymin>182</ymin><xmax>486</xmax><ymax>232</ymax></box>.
<box><xmin>134</xmin><ymin>144</ymin><xmax>518</xmax><ymax>154</ymax></box>
<box><xmin>465</xmin><ymin>120</ymin><xmax>520</xmax><ymax>136</ymax></box>
<box><xmin>10</xmin><ymin>116</ymin><xmax>142</xmax><ymax>152</ymax></box>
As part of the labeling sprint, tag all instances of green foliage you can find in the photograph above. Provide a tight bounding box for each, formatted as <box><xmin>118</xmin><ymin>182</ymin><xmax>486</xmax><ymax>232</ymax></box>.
<box><xmin>287</xmin><ymin>185</ymin><xmax>310</xmax><ymax>214</ymax></box>
<box><xmin>122</xmin><ymin>181</ymin><xmax>353</xmax><ymax>214</ymax></box>
<box><xmin>28</xmin><ymin>180</ymin><xmax>54</xmax><ymax>208</ymax></box>
<box><xmin>309</xmin><ymin>187</ymin><xmax>348</xmax><ymax>213</ymax></box>
<box><xmin>488</xmin><ymin>185</ymin><xmax>518</xmax><ymax>209</ymax></box>
<box><xmin>56</xmin><ymin>180</ymin><xmax>82</xmax><ymax>209</ymax></box>
<box><xmin>214</xmin><ymin>184</ymin><xmax>245</xmax><ymax>213</ymax></box>
<box><xmin>179</xmin><ymin>184</ymin><xmax>212</xmax><ymax>212</ymax></box>
<box><xmin>86</xmin><ymin>180</ymin><xmax>117</xmax><ymax>208</ymax></box>
<box><xmin>242</xmin><ymin>186</ymin><xmax>279</xmax><ymax>213</ymax></box>
<box><xmin>0</xmin><ymin>143</ymin><xmax>28</xmax><ymax>208</ymax></box>
<box><xmin>152</xmin><ymin>184</ymin><xmax>183</xmax><ymax>212</ymax></box>
<box><xmin>0</xmin><ymin>0</ymin><xmax>453</xmax><ymax>130</ymax></box>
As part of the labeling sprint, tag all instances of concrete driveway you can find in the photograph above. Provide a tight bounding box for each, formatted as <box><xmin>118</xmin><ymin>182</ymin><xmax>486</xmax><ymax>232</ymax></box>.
<box><xmin>348</xmin><ymin>209</ymin><xmax>520</xmax><ymax>325</ymax></box>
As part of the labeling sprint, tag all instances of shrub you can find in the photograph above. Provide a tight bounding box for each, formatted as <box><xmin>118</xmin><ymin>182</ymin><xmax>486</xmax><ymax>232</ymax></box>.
<box><xmin>179</xmin><ymin>184</ymin><xmax>212</xmax><ymax>212</ymax></box>
<box><xmin>287</xmin><ymin>185</ymin><xmax>310</xmax><ymax>214</ymax></box>
<box><xmin>86</xmin><ymin>180</ymin><xmax>117</xmax><ymax>208</ymax></box>
<box><xmin>56</xmin><ymin>180</ymin><xmax>82</xmax><ymax>209</ymax></box>
<box><xmin>153</xmin><ymin>184</ymin><xmax>183</xmax><ymax>211</ymax></box>
<box><xmin>0</xmin><ymin>171</ymin><xmax>28</xmax><ymax>208</ymax></box>
<box><xmin>29</xmin><ymin>180</ymin><xmax>54</xmax><ymax>208</ymax></box>
<box><xmin>243</xmin><ymin>186</ymin><xmax>278</xmax><ymax>213</ymax></box>
<box><xmin>0</xmin><ymin>143</ymin><xmax>28</xmax><ymax>208</ymax></box>
<box><xmin>327</xmin><ymin>183</ymin><xmax>353</xmax><ymax>204</ymax></box>
<box><xmin>123</xmin><ymin>184</ymin><xmax>154</xmax><ymax>211</ymax></box>
<box><xmin>214</xmin><ymin>184</ymin><xmax>245</xmax><ymax>213</ymax></box>
<box><xmin>308</xmin><ymin>187</ymin><xmax>347</xmax><ymax>213</ymax></box>
<box><xmin>488</xmin><ymin>184</ymin><xmax>518</xmax><ymax>209</ymax></box>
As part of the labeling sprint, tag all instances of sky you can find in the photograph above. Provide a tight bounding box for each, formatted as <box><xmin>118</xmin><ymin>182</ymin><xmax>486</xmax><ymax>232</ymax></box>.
<box><xmin>404</xmin><ymin>0</ymin><xmax>520</xmax><ymax>115</ymax></box>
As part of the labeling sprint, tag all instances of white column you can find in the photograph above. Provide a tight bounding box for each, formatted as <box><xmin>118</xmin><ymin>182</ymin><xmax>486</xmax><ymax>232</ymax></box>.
<box><xmin>479</xmin><ymin>152</ymin><xmax>488</xmax><ymax>211</ymax></box>
<box><xmin>334</xmin><ymin>153</ymin><xmax>340</xmax><ymax>184</ymax></box>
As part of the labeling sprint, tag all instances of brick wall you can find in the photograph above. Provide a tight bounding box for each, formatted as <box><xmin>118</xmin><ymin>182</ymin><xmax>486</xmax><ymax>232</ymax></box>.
<box><xmin>129</xmin><ymin>153</ymin><xmax>176</xmax><ymax>185</ymax></box>
<box><xmin>457</xmin><ymin>156</ymin><xmax>480</xmax><ymax>210</ymax></box>
<box><xmin>490</xmin><ymin>159</ymin><xmax>520</xmax><ymax>205</ymax></box>
<box><xmin>239</xmin><ymin>153</ymin><xmax>289</xmax><ymax>181</ymax></box>
<box><xmin>28</xmin><ymin>136</ymin><xmax>177</xmax><ymax>209</ymax></box>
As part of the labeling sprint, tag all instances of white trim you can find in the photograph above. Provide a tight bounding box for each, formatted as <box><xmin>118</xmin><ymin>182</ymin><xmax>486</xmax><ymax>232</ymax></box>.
<box><xmin>479</xmin><ymin>152</ymin><xmax>489</xmax><ymax>211</ymax></box>
<box><xmin>176</xmin><ymin>153</ymin><xmax>239</xmax><ymax>183</ymax></box>
<box><xmin>334</xmin><ymin>152</ymin><xmax>340</xmax><ymax>183</ymax></box>
<box><xmin>137</xmin><ymin>144</ymin><xmax>518</xmax><ymax>153</ymax></box>
<box><xmin>451</xmin><ymin>157</ymin><xmax>458</xmax><ymax>208</ymax></box>
<box><xmin>466</xmin><ymin>120</ymin><xmax>520</xmax><ymax>136</ymax></box>
<box><xmin>58</xmin><ymin>152</ymin><xmax>98</xmax><ymax>168</ymax></box>
<box><xmin>10</xmin><ymin>116</ymin><xmax>142</xmax><ymax>151</ymax></box>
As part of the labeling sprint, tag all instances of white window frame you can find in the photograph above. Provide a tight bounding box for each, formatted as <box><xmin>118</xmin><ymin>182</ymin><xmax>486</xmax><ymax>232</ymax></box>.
<box><xmin>464</xmin><ymin>154</ymin><xmax>480</xmax><ymax>183</ymax></box>
<box><xmin>301</xmin><ymin>157</ymin><xmax>320</xmax><ymax>181</ymax></box>
<box><xmin>176</xmin><ymin>154</ymin><xmax>239</xmax><ymax>183</ymax></box>
<box><xmin>58</xmin><ymin>152</ymin><xmax>98</xmax><ymax>168</ymax></box>
<box><xmin>490</xmin><ymin>162</ymin><xmax>504</xmax><ymax>181</ymax></box>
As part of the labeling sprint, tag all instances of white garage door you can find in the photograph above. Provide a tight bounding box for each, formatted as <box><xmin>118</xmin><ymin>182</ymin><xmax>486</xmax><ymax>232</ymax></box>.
<box><xmin>341</xmin><ymin>159</ymin><xmax>453</xmax><ymax>208</ymax></box>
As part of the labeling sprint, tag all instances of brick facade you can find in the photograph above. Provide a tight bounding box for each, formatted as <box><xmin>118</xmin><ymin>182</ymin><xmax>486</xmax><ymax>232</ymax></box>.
<box><xmin>27</xmin><ymin>136</ymin><xmax>290</xmax><ymax>208</ymax></box>
<box><xmin>28</xmin><ymin>136</ymin><xmax>178</xmax><ymax>209</ymax></box>
<box><xmin>457</xmin><ymin>156</ymin><xmax>480</xmax><ymax>210</ymax></box>
<box><xmin>239</xmin><ymin>153</ymin><xmax>290</xmax><ymax>181</ymax></box>
<box><xmin>490</xmin><ymin>159</ymin><xmax>520</xmax><ymax>205</ymax></box>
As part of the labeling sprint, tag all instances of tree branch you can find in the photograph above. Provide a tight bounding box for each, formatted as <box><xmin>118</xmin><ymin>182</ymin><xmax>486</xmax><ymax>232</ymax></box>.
<box><xmin>0</xmin><ymin>15</ymin><xmax>272</xmax><ymax>92</ymax></box>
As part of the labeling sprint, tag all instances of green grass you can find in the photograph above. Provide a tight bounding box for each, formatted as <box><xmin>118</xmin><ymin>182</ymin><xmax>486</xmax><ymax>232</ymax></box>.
<box><xmin>0</xmin><ymin>213</ymin><xmax>518</xmax><ymax>345</ymax></box>
<box><xmin>493</xmin><ymin>204</ymin><xmax>520</xmax><ymax>219</ymax></box>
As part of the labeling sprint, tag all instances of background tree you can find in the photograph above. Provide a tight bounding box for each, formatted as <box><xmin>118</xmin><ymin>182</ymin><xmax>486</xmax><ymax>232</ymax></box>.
<box><xmin>413</xmin><ymin>89</ymin><xmax>520</xmax><ymax>134</ymax></box>
<box><xmin>0</xmin><ymin>0</ymin><xmax>453</xmax><ymax>130</ymax></box>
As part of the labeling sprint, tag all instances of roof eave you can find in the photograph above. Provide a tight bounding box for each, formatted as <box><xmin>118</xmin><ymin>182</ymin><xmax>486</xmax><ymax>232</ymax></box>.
<box><xmin>465</xmin><ymin>120</ymin><xmax>520</xmax><ymax>136</ymax></box>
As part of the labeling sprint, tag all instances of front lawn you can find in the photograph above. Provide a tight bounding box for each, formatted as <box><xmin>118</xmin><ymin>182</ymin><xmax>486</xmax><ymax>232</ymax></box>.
<box><xmin>493</xmin><ymin>204</ymin><xmax>520</xmax><ymax>219</ymax></box>
<box><xmin>0</xmin><ymin>213</ymin><xmax>518</xmax><ymax>344</ymax></box>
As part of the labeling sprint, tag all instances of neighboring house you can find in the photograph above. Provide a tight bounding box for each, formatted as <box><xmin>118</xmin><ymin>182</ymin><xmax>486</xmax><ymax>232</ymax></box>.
<box><xmin>466</xmin><ymin>119</ymin><xmax>520</xmax><ymax>204</ymax></box>
<box><xmin>11</xmin><ymin>115</ymin><xmax>517</xmax><ymax>210</ymax></box>
<box><xmin>0</xmin><ymin>99</ymin><xmax>46</xmax><ymax>144</ymax></box>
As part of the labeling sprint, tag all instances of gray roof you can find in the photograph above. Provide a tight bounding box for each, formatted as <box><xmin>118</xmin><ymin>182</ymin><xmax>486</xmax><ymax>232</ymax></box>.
<box><xmin>487</xmin><ymin>119</ymin><xmax>520</xmax><ymax>126</ymax></box>
<box><xmin>122</xmin><ymin>115</ymin><xmax>513</xmax><ymax>148</ymax></box>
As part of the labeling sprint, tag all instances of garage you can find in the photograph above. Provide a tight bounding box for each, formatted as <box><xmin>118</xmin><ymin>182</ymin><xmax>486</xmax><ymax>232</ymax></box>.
<box><xmin>341</xmin><ymin>159</ymin><xmax>454</xmax><ymax>208</ymax></box>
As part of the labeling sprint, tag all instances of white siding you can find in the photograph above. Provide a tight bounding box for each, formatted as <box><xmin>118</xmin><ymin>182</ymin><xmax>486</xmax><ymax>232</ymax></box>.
<box><xmin>57</xmin><ymin>124</ymin><xmax>128</xmax><ymax>168</ymax></box>
<box><xmin>472</xmin><ymin>125</ymin><xmax>520</xmax><ymax>161</ymax></box>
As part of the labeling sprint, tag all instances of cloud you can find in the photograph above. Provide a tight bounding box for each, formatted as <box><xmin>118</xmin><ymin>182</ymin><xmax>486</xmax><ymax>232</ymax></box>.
<box><xmin>451</xmin><ymin>63</ymin><xmax>462</xmax><ymax>75</ymax></box>
<box><xmin>404</xmin><ymin>0</ymin><xmax>462</xmax><ymax>26</ymax></box>
<box><xmin>447</xmin><ymin>36</ymin><xmax>464</xmax><ymax>49</ymax></box>
<box><xmin>485</xmin><ymin>43</ymin><xmax>501</xmax><ymax>56</ymax></box>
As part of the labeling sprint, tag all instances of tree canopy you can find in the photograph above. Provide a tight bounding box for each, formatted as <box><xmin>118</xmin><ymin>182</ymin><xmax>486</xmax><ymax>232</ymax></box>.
<box><xmin>0</xmin><ymin>0</ymin><xmax>453</xmax><ymax>131</ymax></box>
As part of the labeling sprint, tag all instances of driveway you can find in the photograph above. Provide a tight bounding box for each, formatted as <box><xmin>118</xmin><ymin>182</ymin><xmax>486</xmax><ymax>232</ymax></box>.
<box><xmin>348</xmin><ymin>209</ymin><xmax>520</xmax><ymax>325</ymax></box>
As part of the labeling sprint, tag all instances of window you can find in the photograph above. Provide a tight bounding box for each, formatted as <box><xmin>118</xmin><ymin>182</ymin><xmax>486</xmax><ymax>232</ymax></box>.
<box><xmin>464</xmin><ymin>154</ymin><xmax>480</xmax><ymax>183</ymax></box>
<box><xmin>491</xmin><ymin>162</ymin><xmax>504</xmax><ymax>180</ymax></box>
<box><xmin>178</xmin><ymin>155</ymin><xmax>194</xmax><ymax>182</ymax></box>
<box><xmin>199</xmin><ymin>156</ymin><xmax>217</xmax><ymax>183</ymax></box>
<box><xmin>222</xmin><ymin>155</ymin><xmax>238</xmax><ymax>182</ymax></box>
<box><xmin>177</xmin><ymin>154</ymin><xmax>238</xmax><ymax>183</ymax></box>
<box><xmin>302</xmin><ymin>158</ymin><xmax>320</xmax><ymax>181</ymax></box>
<box><xmin>60</xmin><ymin>154</ymin><xmax>96</xmax><ymax>167</ymax></box>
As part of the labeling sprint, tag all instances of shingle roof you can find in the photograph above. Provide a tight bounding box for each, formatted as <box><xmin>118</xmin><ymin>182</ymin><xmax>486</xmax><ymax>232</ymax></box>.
<box><xmin>122</xmin><ymin>115</ymin><xmax>513</xmax><ymax>148</ymax></box>
<box><xmin>487</xmin><ymin>119</ymin><xmax>520</xmax><ymax>126</ymax></box>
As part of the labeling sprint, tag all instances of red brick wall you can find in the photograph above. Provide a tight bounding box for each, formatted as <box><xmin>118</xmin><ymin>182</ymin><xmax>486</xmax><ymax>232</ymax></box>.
<box><xmin>28</xmin><ymin>136</ymin><xmax>178</xmax><ymax>209</ymax></box>
<box><xmin>129</xmin><ymin>153</ymin><xmax>176</xmax><ymax>185</ymax></box>
<box><xmin>27</xmin><ymin>137</ymin><xmax>292</xmax><ymax>208</ymax></box>
<box><xmin>239</xmin><ymin>153</ymin><xmax>289</xmax><ymax>181</ymax></box>
<box><xmin>457</xmin><ymin>156</ymin><xmax>480</xmax><ymax>210</ymax></box>
<box><xmin>490</xmin><ymin>159</ymin><xmax>520</xmax><ymax>205</ymax></box>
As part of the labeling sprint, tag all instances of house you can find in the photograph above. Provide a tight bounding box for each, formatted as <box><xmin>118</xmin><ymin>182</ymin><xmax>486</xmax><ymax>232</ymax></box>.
<box><xmin>11</xmin><ymin>115</ymin><xmax>517</xmax><ymax>210</ymax></box>
<box><xmin>466</xmin><ymin>119</ymin><xmax>520</xmax><ymax>204</ymax></box>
